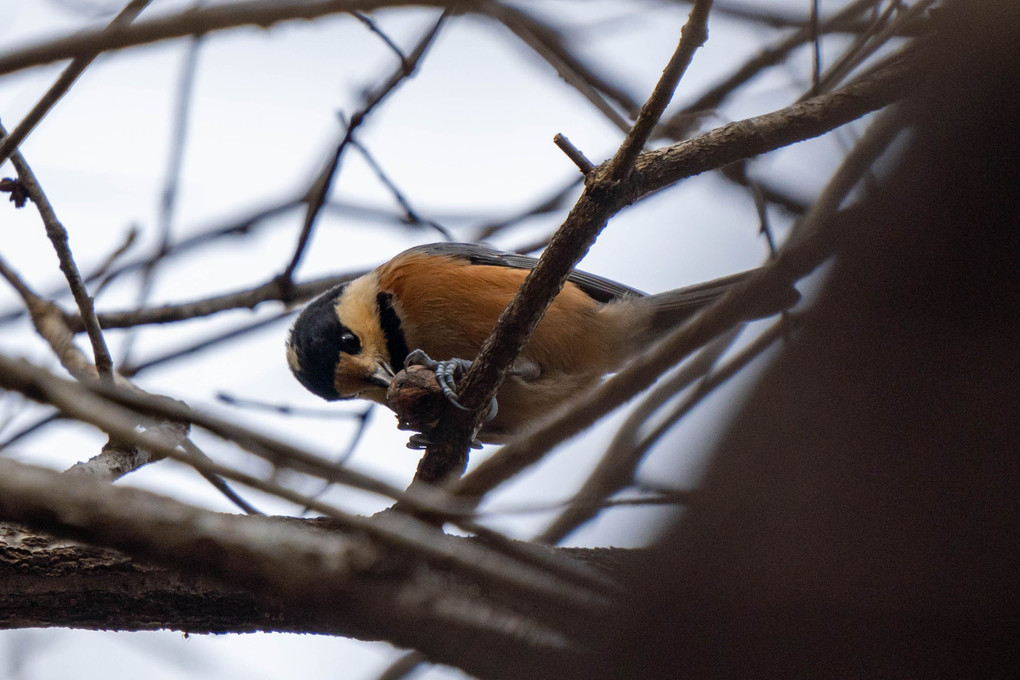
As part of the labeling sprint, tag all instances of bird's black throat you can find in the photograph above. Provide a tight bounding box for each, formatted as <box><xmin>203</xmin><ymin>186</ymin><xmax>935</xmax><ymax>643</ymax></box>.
<box><xmin>376</xmin><ymin>291</ymin><xmax>409</xmax><ymax>371</ymax></box>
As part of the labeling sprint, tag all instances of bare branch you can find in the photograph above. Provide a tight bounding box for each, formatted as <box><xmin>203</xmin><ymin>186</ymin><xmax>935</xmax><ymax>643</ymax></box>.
<box><xmin>0</xmin><ymin>460</ymin><xmax>615</xmax><ymax>679</ymax></box>
<box><xmin>1</xmin><ymin>123</ymin><xmax>115</xmax><ymax>382</ymax></box>
<box><xmin>0</xmin><ymin>1</ymin><xmax>463</xmax><ymax>78</ymax></box>
<box><xmin>66</xmin><ymin>271</ymin><xmax>360</xmax><ymax>332</ymax></box>
<box><xmin>120</xmin><ymin>29</ymin><xmax>204</xmax><ymax>365</ymax></box>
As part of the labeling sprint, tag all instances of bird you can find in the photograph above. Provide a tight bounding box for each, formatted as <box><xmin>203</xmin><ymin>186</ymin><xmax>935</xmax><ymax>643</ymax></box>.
<box><xmin>286</xmin><ymin>242</ymin><xmax>793</xmax><ymax>443</ymax></box>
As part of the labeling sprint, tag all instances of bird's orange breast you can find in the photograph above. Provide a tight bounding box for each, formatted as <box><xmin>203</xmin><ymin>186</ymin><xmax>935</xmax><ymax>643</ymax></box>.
<box><xmin>377</xmin><ymin>251</ymin><xmax>619</xmax><ymax>374</ymax></box>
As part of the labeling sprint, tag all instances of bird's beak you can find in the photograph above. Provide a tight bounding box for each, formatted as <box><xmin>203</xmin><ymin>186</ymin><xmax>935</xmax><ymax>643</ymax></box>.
<box><xmin>366</xmin><ymin>362</ymin><xmax>394</xmax><ymax>390</ymax></box>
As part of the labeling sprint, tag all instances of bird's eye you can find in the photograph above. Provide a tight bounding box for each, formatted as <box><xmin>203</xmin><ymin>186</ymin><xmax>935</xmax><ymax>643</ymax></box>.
<box><xmin>339</xmin><ymin>331</ymin><xmax>361</xmax><ymax>355</ymax></box>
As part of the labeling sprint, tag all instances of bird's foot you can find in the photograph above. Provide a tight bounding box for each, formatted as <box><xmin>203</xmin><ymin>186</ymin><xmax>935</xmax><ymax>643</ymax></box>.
<box><xmin>404</xmin><ymin>349</ymin><xmax>498</xmax><ymax>422</ymax></box>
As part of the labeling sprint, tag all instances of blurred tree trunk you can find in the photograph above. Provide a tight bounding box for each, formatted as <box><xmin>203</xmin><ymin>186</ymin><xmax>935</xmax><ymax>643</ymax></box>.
<box><xmin>594</xmin><ymin>2</ymin><xmax>1020</xmax><ymax>677</ymax></box>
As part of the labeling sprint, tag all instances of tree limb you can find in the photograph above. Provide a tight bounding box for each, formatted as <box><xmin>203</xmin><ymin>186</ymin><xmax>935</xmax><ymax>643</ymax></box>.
<box><xmin>0</xmin><ymin>459</ymin><xmax>628</xmax><ymax>679</ymax></box>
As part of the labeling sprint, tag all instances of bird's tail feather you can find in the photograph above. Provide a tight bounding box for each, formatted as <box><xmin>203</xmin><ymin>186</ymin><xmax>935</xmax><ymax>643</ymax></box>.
<box><xmin>636</xmin><ymin>268</ymin><xmax>798</xmax><ymax>335</ymax></box>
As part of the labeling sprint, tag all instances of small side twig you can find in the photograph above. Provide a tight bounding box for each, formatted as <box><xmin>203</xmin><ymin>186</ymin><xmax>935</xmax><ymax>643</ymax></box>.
<box><xmin>809</xmin><ymin>0</ymin><xmax>822</xmax><ymax>94</ymax></box>
<box><xmin>351</xmin><ymin>10</ymin><xmax>408</xmax><ymax>65</ymax></box>
<box><xmin>553</xmin><ymin>133</ymin><xmax>595</xmax><ymax>175</ymax></box>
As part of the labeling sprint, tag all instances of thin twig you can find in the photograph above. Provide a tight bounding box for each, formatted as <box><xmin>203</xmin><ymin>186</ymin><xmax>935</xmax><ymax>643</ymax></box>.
<box><xmin>89</xmin><ymin>225</ymin><xmax>139</xmax><ymax>296</ymax></box>
<box><xmin>351</xmin><ymin>10</ymin><xmax>408</xmax><ymax>64</ymax></box>
<box><xmin>182</xmin><ymin>438</ymin><xmax>264</xmax><ymax>515</ymax></box>
<box><xmin>347</xmin><ymin>133</ymin><xmax>453</xmax><ymax>241</ymax></box>
<box><xmin>472</xmin><ymin>177</ymin><xmax>581</xmax><ymax>241</ymax></box>
<box><xmin>720</xmin><ymin>162</ymin><xmax>808</xmax><ymax>216</ymax></box>
<box><xmin>809</xmin><ymin>0</ymin><xmax>821</xmax><ymax>94</ymax></box>
<box><xmin>805</xmin><ymin>0</ymin><xmax>934</xmax><ymax>99</ymax></box>
<box><xmin>553</xmin><ymin>133</ymin><xmax>595</xmax><ymax>175</ymax></box>
<box><xmin>65</xmin><ymin>271</ymin><xmax>361</xmax><ymax>332</ymax></box>
<box><xmin>119</xmin><ymin>311</ymin><xmax>293</xmax><ymax>376</ymax></box>
<box><xmin>749</xmin><ymin>172</ymin><xmax>778</xmax><ymax>256</ymax></box>
<box><xmin>0</xmin><ymin>411</ymin><xmax>62</xmax><ymax>452</ymax></box>
<box><xmin>216</xmin><ymin>392</ymin><xmax>368</xmax><ymax>419</ymax></box>
<box><xmin>374</xmin><ymin>651</ymin><xmax>428</xmax><ymax>680</ymax></box>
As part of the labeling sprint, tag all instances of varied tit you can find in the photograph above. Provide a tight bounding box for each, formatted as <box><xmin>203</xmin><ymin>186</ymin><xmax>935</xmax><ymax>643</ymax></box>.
<box><xmin>286</xmin><ymin>242</ymin><xmax>792</xmax><ymax>443</ymax></box>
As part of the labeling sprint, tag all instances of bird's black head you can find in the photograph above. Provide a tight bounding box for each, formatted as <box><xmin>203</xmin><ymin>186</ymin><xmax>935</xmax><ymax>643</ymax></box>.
<box><xmin>286</xmin><ymin>284</ymin><xmax>362</xmax><ymax>401</ymax></box>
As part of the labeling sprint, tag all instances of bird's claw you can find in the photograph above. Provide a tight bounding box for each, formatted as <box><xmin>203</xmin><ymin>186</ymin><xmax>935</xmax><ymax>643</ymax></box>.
<box><xmin>404</xmin><ymin>349</ymin><xmax>498</xmax><ymax>422</ymax></box>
